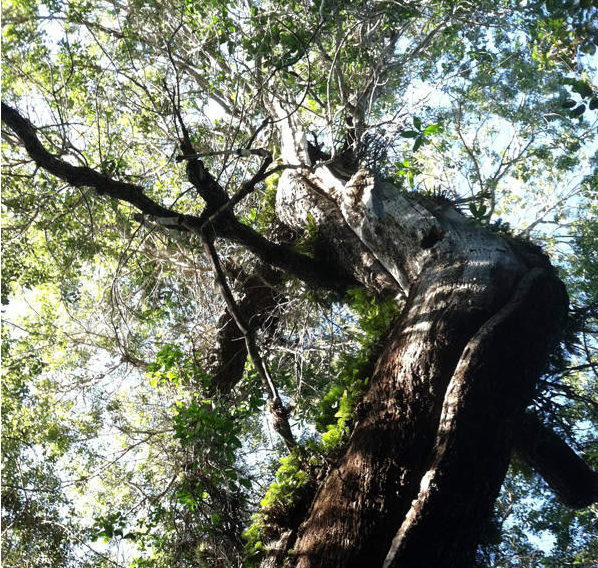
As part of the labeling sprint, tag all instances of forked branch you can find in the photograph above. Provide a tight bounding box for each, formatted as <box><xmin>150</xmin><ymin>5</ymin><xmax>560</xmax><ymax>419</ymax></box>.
<box><xmin>1</xmin><ymin>102</ymin><xmax>351</xmax><ymax>291</ymax></box>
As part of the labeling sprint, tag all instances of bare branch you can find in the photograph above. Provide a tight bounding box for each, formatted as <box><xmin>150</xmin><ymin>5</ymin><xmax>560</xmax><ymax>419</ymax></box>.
<box><xmin>202</xmin><ymin>232</ymin><xmax>296</xmax><ymax>450</ymax></box>
<box><xmin>514</xmin><ymin>413</ymin><xmax>598</xmax><ymax>508</ymax></box>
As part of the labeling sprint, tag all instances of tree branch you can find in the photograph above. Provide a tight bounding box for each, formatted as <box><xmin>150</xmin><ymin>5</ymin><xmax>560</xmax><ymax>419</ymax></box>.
<box><xmin>209</xmin><ymin>262</ymin><xmax>283</xmax><ymax>394</ymax></box>
<box><xmin>202</xmin><ymin>232</ymin><xmax>296</xmax><ymax>450</ymax></box>
<box><xmin>514</xmin><ymin>412</ymin><xmax>598</xmax><ymax>508</ymax></box>
<box><xmin>1</xmin><ymin>102</ymin><xmax>174</xmax><ymax>218</ymax></box>
<box><xmin>2</xmin><ymin>102</ymin><xmax>353</xmax><ymax>292</ymax></box>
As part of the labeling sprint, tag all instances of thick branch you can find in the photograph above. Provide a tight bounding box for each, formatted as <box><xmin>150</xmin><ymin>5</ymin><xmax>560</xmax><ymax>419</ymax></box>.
<box><xmin>1</xmin><ymin>102</ymin><xmax>174</xmax><ymax>218</ymax></box>
<box><xmin>184</xmin><ymin>157</ymin><xmax>229</xmax><ymax>208</ymax></box>
<box><xmin>168</xmin><ymin>87</ymin><xmax>230</xmax><ymax>209</ymax></box>
<box><xmin>2</xmin><ymin>102</ymin><xmax>352</xmax><ymax>292</ymax></box>
<box><xmin>514</xmin><ymin>412</ymin><xmax>598</xmax><ymax>509</ymax></box>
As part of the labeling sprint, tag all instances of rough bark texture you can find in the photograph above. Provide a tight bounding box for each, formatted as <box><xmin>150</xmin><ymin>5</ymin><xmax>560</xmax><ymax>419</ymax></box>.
<box><xmin>382</xmin><ymin>268</ymin><xmax>566</xmax><ymax>568</ymax></box>
<box><xmin>283</xmin><ymin>262</ymin><xmax>566</xmax><ymax>568</ymax></box>
<box><xmin>265</xmin><ymin>129</ymin><xmax>571</xmax><ymax>566</ymax></box>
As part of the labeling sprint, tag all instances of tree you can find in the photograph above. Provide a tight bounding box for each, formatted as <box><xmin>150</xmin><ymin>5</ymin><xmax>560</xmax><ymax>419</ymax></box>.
<box><xmin>2</xmin><ymin>0</ymin><xmax>597</xmax><ymax>567</ymax></box>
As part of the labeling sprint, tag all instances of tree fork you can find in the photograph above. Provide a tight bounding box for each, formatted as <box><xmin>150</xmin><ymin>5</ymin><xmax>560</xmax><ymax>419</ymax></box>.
<box><xmin>264</xmin><ymin>115</ymin><xmax>589</xmax><ymax>565</ymax></box>
<box><xmin>0</xmin><ymin>102</ymin><xmax>355</xmax><ymax>292</ymax></box>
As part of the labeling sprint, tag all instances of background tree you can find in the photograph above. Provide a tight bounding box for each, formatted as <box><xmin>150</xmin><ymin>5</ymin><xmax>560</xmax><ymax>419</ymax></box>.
<box><xmin>2</xmin><ymin>0</ymin><xmax>597</xmax><ymax>567</ymax></box>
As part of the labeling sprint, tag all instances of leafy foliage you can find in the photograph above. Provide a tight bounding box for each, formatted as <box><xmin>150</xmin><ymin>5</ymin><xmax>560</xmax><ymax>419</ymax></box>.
<box><xmin>1</xmin><ymin>0</ymin><xmax>597</xmax><ymax>566</ymax></box>
<box><xmin>241</xmin><ymin>286</ymin><xmax>399</xmax><ymax>562</ymax></box>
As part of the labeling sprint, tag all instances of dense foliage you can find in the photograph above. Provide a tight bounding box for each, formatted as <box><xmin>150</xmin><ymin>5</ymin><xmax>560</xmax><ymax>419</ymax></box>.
<box><xmin>2</xmin><ymin>0</ymin><xmax>597</xmax><ymax>566</ymax></box>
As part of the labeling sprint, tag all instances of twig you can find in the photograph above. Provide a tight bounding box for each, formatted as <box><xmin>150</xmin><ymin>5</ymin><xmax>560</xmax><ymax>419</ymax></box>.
<box><xmin>176</xmin><ymin>147</ymin><xmax>271</xmax><ymax>162</ymax></box>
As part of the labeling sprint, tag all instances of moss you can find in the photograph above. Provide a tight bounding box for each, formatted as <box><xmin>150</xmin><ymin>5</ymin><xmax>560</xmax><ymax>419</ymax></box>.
<box><xmin>242</xmin><ymin>449</ymin><xmax>315</xmax><ymax>565</ymax></box>
<box><xmin>313</xmin><ymin>287</ymin><xmax>398</xmax><ymax>448</ymax></box>
<box><xmin>292</xmin><ymin>212</ymin><xmax>319</xmax><ymax>258</ymax></box>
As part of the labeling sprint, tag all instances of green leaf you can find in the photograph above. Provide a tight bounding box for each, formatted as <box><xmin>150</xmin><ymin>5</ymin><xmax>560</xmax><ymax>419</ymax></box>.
<box><xmin>569</xmin><ymin>80</ymin><xmax>593</xmax><ymax>99</ymax></box>
<box><xmin>401</xmin><ymin>130</ymin><xmax>419</xmax><ymax>138</ymax></box>
<box><xmin>423</xmin><ymin>123</ymin><xmax>441</xmax><ymax>135</ymax></box>
<box><xmin>469</xmin><ymin>203</ymin><xmax>487</xmax><ymax>220</ymax></box>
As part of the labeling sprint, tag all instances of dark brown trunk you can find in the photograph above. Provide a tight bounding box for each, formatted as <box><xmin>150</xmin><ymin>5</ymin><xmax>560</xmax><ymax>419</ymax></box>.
<box><xmin>284</xmin><ymin>262</ymin><xmax>566</xmax><ymax>568</ymax></box>
<box><xmin>261</xmin><ymin>122</ymin><xmax>570</xmax><ymax>564</ymax></box>
<box><xmin>514</xmin><ymin>413</ymin><xmax>598</xmax><ymax>509</ymax></box>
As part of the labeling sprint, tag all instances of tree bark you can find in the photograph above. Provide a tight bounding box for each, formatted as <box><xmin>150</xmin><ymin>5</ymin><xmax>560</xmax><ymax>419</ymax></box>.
<box><xmin>209</xmin><ymin>261</ymin><xmax>283</xmax><ymax>394</ymax></box>
<box><xmin>261</xmin><ymin>112</ymin><xmax>571</xmax><ymax>566</ymax></box>
<box><xmin>514</xmin><ymin>413</ymin><xmax>598</xmax><ymax>509</ymax></box>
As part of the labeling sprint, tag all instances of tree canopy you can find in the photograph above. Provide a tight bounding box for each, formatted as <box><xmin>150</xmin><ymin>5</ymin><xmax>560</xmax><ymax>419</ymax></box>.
<box><xmin>2</xmin><ymin>0</ymin><xmax>598</xmax><ymax>567</ymax></box>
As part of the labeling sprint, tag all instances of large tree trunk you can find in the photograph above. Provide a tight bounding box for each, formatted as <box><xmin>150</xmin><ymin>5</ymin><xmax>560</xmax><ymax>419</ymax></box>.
<box><xmin>2</xmin><ymin>101</ymin><xmax>587</xmax><ymax>568</ymax></box>
<box><xmin>261</xmin><ymin>116</ymin><xmax>569</xmax><ymax>567</ymax></box>
<box><xmin>291</xmin><ymin>263</ymin><xmax>565</xmax><ymax>568</ymax></box>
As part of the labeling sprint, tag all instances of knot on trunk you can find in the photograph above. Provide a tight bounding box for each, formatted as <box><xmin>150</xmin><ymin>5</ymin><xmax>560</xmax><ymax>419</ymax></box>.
<box><xmin>269</xmin><ymin>399</ymin><xmax>295</xmax><ymax>448</ymax></box>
